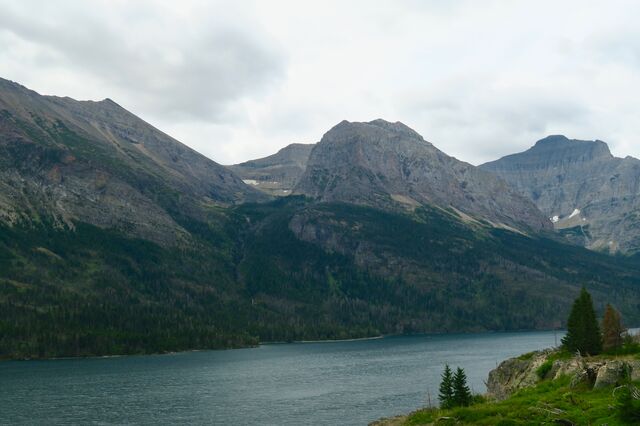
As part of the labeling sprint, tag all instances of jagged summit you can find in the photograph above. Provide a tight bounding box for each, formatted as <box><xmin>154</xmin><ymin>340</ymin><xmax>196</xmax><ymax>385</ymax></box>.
<box><xmin>529</xmin><ymin>135</ymin><xmax>613</xmax><ymax>159</ymax></box>
<box><xmin>532</xmin><ymin>134</ymin><xmax>570</xmax><ymax>147</ymax></box>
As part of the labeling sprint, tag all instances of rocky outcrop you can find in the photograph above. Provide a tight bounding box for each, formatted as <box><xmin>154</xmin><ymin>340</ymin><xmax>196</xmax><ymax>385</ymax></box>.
<box><xmin>295</xmin><ymin>119</ymin><xmax>552</xmax><ymax>234</ymax></box>
<box><xmin>0</xmin><ymin>77</ymin><xmax>268</xmax><ymax>245</ymax></box>
<box><xmin>487</xmin><ymin>350</ymin><xmax>639</xmax><ymax>400</ymax></box>
<box><xmin>481</xmin><ymin>135</ymin><xmax>640</xmax><ymax>253</ymax></box>
<box><xmin>229</xmin><ymin>143</ymin><xmax>314</xmax><ymax>196</ymax></box>
<box><xmin>486</xmin><ymin>350</ymin><xmax>555</xmax><ymax>400</ymax></box>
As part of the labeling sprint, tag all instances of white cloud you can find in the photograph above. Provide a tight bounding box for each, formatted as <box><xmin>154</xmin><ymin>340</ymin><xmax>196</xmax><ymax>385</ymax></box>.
<box><xmin>0</xmin><ymin>0</ymin><xmax>639</xmax><ymax>164</ymax></box>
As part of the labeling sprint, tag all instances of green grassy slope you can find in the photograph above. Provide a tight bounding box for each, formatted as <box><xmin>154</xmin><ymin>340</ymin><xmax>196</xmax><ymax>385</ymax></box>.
<box><xmin>401</xmin><ymin>375</ymin><xmax>639</xmax><ymax>425</ymax></box>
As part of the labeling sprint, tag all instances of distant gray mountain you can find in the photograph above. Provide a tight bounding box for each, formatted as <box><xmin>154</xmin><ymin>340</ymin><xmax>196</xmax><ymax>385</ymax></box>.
<box><xmin>229</xmin><ymin>143</ymin><xmax>314</xmax><ymax>196</ymax></box>
<box><xmin>481</xmin><ymin>135</ymin><xmax>640</xmax><ymax>253</ymax></box>
<box><xmin>294</xmin><ymin>119</ymin><xmax>552</xmax><ymax>234</ymax></box>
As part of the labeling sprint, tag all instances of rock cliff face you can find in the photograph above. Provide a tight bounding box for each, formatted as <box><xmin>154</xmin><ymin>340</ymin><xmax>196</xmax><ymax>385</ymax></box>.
<box><xmin>295</xmin><ymin>119</ymin><xmax>552</xmax><ymax>234</ymax></box>
<box><xmin>0</xmin><ymin>78</ymin><xmax>268</xmax><ymax>245</ymax></box>
<box><xmin>229</xmin><ymin>143</ymin><xmax>314</xmax><ymax>196</ymax></box>
<box><xmin>481</xmin><ymin>136</ymin><xmax>640</xmax><ymax>253</ymax></box>
<box><xmin>487</xmin><ymin>349</ymin><xmax>640</xmax><ymax>401</ymax></box>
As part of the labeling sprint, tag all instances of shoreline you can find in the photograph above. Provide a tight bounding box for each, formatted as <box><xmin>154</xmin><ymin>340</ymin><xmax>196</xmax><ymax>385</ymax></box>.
<box><xmin>1</xmin><ymin>328</ymin><xmax>570</xmax><ymax>363</ymax></box>
<box><xmin>263</xmin><ymin>335</ymin><xmax>385</xmax><ymax>345</ymax></box>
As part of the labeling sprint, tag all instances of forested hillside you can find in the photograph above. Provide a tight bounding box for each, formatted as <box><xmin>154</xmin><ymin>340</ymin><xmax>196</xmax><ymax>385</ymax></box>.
<box><xmin>3</xmin><ymin>196</ymin><xmax>640</xmax><ymax>359</ymax></box>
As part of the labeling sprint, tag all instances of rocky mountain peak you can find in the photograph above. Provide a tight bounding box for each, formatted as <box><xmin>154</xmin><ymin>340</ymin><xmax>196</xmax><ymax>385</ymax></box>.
<box><xmin>0</xmin><ymin>78</ymin><xmax>267</xmax><ymax>246</ymax></box>
<box><xmin>324</xmin><ymin>119</ymin><xmax>425</xmax><ymax>145</ymax></box>
<box><xmin>295</xmin><ymin>119</ymin><xmax>552</xmax><ymax>233</ymax></box>
<box><xmin>480</xmin><ymin>136</ymin><xmax>640</xmax><ymax>253</ymax></box>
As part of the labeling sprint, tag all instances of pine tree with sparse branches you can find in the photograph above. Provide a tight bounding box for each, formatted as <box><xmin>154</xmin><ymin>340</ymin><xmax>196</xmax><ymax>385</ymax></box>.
<box><xmin>438</xmin><ymin>364</ymin><xmax>454</xmax><ymax>409</ymax></box>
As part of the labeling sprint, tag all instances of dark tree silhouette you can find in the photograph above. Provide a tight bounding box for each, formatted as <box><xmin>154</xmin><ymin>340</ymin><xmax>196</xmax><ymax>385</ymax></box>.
<box><xmin>452</xmin><ymin>367</ymin><xmax>472</xmax><ymax>407</ymax></box>
<box><xmin>561</xmin><ymin>288</ymin><xmax>602</xmax><ymax>355</ymax></box>
<box><xmin>438</xmin><ymin>364</ymin><xmax>454</xmax><ymax>409</ymax></box>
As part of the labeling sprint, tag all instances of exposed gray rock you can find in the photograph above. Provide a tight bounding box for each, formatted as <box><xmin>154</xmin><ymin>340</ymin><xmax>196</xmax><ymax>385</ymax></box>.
<box><xmin>486</xmin><ymin>350</ymin><xmax>553</xmax><ymax>400</ymax></box>
<box><xmin>481</xmin><ymin>135</ymin><xmax>640</xmax><ymax>253</ymax></box>
<box><xmin>229</xmin><ymin>143</ymin><xmax>314</xmax><ymax>196</ymax></box>
<box><xmin>593</xmin><ymin>360</ymin><xmax>630</xmax><ymax>389</ymax></box>
<box><xmin>0</xmin><ymin>77</ymin><xmax>268</xmax><ymax>246</ymax></box>
<box><xmin>295</xmin><ymin>119</ymin><xmax>552</xmax><ymax>234</ymax></box>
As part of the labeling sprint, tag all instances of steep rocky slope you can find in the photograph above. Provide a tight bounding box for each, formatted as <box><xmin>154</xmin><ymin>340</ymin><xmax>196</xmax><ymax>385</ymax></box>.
<box><xmin>229</xmin><ymin>143</ymin><xmax>314</xmax><ymax>196</ymax></box>
<box><xmin>0</xmin><ymin>78</ymin><xmax>267</xmax><ymax>245</ymax></box>
<box><xmin>295</xmin><ymin>119</ymin><xmax>552</xmax><ymax>234</ymax></box>
<box><xmin>481</xmin><ymin>135</ymin><xmax>640</xmax><ymax>253</ymax></box>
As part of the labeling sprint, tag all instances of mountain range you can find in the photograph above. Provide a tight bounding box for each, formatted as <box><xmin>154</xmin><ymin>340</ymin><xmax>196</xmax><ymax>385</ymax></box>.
<box><xmin>2</xmin><ymin>77</ymin><xmax>640</xmax><ymax>359</ymax></box>
<box><xmin>235</xmin><ymin>133</ymin><xmax>640</xmax><ymax>254</ymax></box>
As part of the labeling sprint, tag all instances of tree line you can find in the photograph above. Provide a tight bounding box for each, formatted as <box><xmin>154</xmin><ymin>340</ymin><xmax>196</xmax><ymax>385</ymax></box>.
<box><xmin>561</xmin><ymin>287</ymin><xmax>634</xmax><ymax>355</ymax></box>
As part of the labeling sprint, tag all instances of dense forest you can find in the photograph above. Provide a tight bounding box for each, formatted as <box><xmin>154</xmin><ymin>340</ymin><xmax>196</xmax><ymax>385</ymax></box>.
<box><xmin>2</xmin><ymin>196</ymin><xmax>640</xmax><ymax>359</ymax></box>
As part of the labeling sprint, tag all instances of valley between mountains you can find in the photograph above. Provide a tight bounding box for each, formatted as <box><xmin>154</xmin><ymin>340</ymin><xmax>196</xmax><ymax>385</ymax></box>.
<box><xmin>1</xmin><ymin>77</ymin><xmax>640</xmax><ymax>359</ymax></box>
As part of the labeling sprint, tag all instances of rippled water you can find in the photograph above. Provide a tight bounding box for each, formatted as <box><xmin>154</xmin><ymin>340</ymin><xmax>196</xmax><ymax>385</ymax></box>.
<box><xmin>1</xmin><ymin>331</ymin><xmax>561</xmax><ymax>425</ymax></box>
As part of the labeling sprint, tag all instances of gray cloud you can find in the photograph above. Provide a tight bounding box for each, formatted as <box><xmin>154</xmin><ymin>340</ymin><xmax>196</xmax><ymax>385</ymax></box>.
<box><xmin>0</xmin><ymin>0</ymin><xmax>639</xmax><ymax>165</ymax></box>
<box><xmin>0</xmin><ymin>1</ymin><xmax>284</xmax><ymax>121</ymax></box>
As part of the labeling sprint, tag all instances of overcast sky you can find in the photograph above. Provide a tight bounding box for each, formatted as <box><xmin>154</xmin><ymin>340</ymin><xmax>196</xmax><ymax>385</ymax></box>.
<box><xmin>1</xmin><ymin>0</ymin><xmax>639</xmax><ymax>165</ymax></box>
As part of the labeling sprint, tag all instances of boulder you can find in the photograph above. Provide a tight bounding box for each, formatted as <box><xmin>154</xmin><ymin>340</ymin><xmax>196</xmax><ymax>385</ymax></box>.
<box><xmin>593</xmin><ymin>361</ymin><xmax>630</xmax><ymax>389</ymax></box>
<box><xmin>486</xmin><ymin>351</ymin><xmax>553</xmax><ymax>400</ymax></box>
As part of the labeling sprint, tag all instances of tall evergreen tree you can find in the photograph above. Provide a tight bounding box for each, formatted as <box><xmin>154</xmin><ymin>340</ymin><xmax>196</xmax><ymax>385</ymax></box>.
<box><xmin>452</xmin><ymin>367</ymin><xmax>472</xmax><ymax>407</ymax></box>
<box><xmin>561</xmin><ymin>288</ymin><xmax>602</xmax><ymax>355</ymax></box>
<box><xmin>438</xmin><ymin>364</ymin><xmax>454</xmax><ymax>409</ymax></box>
<box><xmin>602</xmin><ymin>304</ymin><xmax>625</xmax><ymax>352</ymax></box>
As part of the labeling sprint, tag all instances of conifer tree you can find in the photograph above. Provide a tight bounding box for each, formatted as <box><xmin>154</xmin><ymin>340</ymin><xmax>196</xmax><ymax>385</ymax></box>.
<box><xmin>561</xmin><ymin>288</ymin><xmax>602</xmax><ymax>355</ymax></box>
<box><xmin>438</xmin><ymin>364</ymin><xmax>454</xmax><ymax>409</ymax></box>
<box><xmin>452</xmin><ymin>367</ymin><xmax>472</xmax><ymax>407</ymax></box>
<box><xmin>602</xmin><ymin>304</ymin><xmax>625</xmax><ymax>352</ymax></box>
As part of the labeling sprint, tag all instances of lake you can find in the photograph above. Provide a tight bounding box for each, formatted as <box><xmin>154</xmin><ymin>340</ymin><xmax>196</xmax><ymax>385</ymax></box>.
<box><xmin>1</xmin><ymin>331</ymin><xmax>561</xmax><ymax>425</ymax></box>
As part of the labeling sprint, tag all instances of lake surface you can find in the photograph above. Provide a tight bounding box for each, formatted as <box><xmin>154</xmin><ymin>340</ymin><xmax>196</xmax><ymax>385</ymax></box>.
<box><xmin>1</xmin><ymin>331</ymin><xmax>562</xmax><ymax>425</ymax></box>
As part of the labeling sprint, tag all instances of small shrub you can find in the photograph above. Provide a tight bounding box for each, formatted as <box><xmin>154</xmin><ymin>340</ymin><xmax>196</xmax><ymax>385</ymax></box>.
<box><xmin>517</xmin><ymin>351</ymin><xmax>536</xmax><ymax>361</ymax></box>
<box><xmin>471</xmin><ymin>394</ymin><xmax>487</xmax><ymax>405</ymax></box>
<box><xmin>536</xmin><ymin>360</ymin><xmax>553</xmax><ymax>380</ymax></box>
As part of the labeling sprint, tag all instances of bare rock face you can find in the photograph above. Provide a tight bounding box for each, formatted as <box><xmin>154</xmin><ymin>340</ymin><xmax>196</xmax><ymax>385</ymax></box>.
<box><xmin>295</xmin><ymin>119</ymin><xmax>552</xmax><ymax>234</ymax></box>
<box><xmin>481</xmin><ymin>135</ymin><xmax>640</xmax><ymax>253</ymax></box>
<box><xmin>229</xmin><ymin>143</ymin><xmax>314</xmax><ymax>196</ymax></box>
<box><xmin>486</xmin><ymin>350</ymin><xmax>554</xmax><ymax>400</ymax></box>
<box><xmin>593</xmin><ymin>360</ymin><xmax>631</xmax><ymax>389</ymax></box>
<box><xmin>0</xmin><ymin>77</ymin><xmax>268</xmax><ymax>246</ymax></box>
